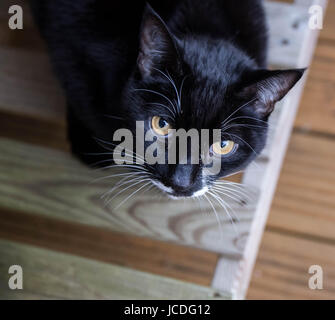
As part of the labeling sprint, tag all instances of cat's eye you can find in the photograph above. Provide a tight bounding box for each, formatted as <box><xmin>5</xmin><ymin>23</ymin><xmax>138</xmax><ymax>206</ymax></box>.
<box><xmin>212</xmin><ymin>140</ymin><xmax>236</xmax><ymax>156</ymax></box>
<box><xmin>151</xmin><ymin>116</ymin><xmax>172</xmax><ymax>136</ymax></box>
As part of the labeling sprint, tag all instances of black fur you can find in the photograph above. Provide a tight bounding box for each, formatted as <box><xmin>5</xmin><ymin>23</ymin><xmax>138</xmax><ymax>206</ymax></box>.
<box><xmin>30</xmin><ymin>0</ymin><xmax>304</xmax><ymax>197</ymax></box>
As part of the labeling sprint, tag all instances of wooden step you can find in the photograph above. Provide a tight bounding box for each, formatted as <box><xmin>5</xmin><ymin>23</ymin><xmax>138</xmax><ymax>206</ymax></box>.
<box><xmin>0</xmin><ymin>239</ymin><xmax>226</xmax><ymax>299</ymax></box>
<box><xmin>0</xmin><ymin>207</ymin><xmax>218</xmax><ymax>287</ymax></box>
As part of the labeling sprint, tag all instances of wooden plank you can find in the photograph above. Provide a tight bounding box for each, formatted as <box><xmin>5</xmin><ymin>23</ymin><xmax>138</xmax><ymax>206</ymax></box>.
<box><xmin>0</xmin><ymin>137</ymin><xmax>258</xmax><ymax>257</ymax></box>
<box><xmin>268</xmin><ymin>0</ymin><xmax>335</xmax><ymax>239</ymax></box>
<box><xmin>267</xmin><ymin>131</ymin><xmax>335</xmax><ymax>241</ymax></box>
<box><xmin>0</xmin><ymin>239</ymin><xmax>228</xmax><ymax>299</ymax></box>
<box><xmin>0</xmin><ymin>47</ymin><xmax>66</xmax><ymax>123</ymax></box>
<box><xmin>318</xmin><ymin>0</ymin><xmax>335</xmax><ymax>42</ymax></box>
<box><xmin>295</xmin><ymin>40</ymin><xmax>335</xmax><ymax>135</ymax></box>
<box><xmin>293</xmin><ymin>0</ymin><xmax>334</xmax><ymax>135</ymax></box>
<box><xmin>247</xmin><ymin>230</ymin><xmax>335</xmax><ymax>299</ymax></box>
<box><xmin>0</xmin><ymin>110</ymin><xmax>68</xmax><ymax>151</ymax></box>
<box><xmin>0</xmin><ymin>207</ymin><xmax>218</xmax><ymax>286</ymax></box>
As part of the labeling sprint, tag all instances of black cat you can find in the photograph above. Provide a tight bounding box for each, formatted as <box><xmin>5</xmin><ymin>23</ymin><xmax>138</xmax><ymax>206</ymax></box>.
<box><xmin>30</xmin><ymin>0</ymin><xmax>304</xmax><ymax>198</ymax></box>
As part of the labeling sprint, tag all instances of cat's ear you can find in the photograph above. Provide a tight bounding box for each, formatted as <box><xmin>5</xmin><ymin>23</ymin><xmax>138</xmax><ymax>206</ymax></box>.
<box><xmin>238</xmin><ymin>69</ymin><xmax>306</xmax><ymax>117</ymax></box>
<box><xmin>137</xmin><ymin>4</ymin><xmax>181</xmax><ymax>78</ymax></box>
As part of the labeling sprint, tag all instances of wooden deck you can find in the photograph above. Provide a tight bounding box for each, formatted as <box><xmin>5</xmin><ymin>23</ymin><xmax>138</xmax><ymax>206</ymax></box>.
<box><xmin>0</xmin><ymin>0</ymin><xmax>332</xmax><ymax>299</ymax></box>
<box><xmin>248</xmin><ymin>0</ymin><xmax>335</xmax><ymax>299</ymax></box>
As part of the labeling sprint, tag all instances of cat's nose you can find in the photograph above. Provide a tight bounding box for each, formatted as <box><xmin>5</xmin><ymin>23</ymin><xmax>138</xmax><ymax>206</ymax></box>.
<box><xmin>170</xmin><ymin>165</ymin><xmax>194</xmax><ymax>190</ymax></box>
<box><xmin>172</xmin><ymin>175</ymin><xmax>191</xmax><ymax>190</ymax></box>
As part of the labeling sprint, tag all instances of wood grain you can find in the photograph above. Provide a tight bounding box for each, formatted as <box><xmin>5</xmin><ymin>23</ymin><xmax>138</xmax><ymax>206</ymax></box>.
<box><xmin>267</xmin><ymin>131</ymin><xmax>335</xmax><ymax>241</ymax></box>
<box><xmin>318</xmin><ymin>0</ymin><xmax>335</xmax><ymax>42</ymax></box>
<box><xmin>0</xmin><ymin>110</ymin><xmax>68</xmax><ymax>151</ymax></box>
<box><xmin>0</xmin><ymin>0</ymin><xmax>45</xmax><ymax>51</ymax></box>
<box><xmin>0</xmin><ymin>137</ymin><xmax>258</xmax><ymax>257</ymax></box>
<box><xmin>0</xmin><ymin>207</ymin><xmax>218</xmax><ymax>286</ymax></box>
<box><xmin>247</xmin><ymin>230</ymin><xmax>335</xmax><ymax>299</ymax></box>
<box><xmin>295</xmin><ymin>40</ymin><xmax>335</xmax><ymax>134</ymax></box>
<box><xmin>0</xmin><ymin>239</ymin><xmax>228</xmax><ymax>299</ymax></box>
<box><xmin>294</xmin><ymin>0</ymin><xmax>335</xmax><ymax>135</ymax></box>
<box><xmin>0</xmin><ymin>47</ymin><xmax>66</xmax><ymax>123</ymax></box>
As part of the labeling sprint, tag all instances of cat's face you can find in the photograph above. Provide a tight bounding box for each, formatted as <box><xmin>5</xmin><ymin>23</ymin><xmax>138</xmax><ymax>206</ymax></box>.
<box><xmin>119</xmin><ymin>5</ymin><xmax>304</xmax><ymax>198</ymax></box>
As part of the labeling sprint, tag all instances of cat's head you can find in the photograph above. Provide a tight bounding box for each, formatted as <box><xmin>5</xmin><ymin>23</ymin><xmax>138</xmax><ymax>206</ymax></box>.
<box><xmin>119</xmin><ymin>5</ymin><xmax>304</xmax><ymax>198</ymax></box>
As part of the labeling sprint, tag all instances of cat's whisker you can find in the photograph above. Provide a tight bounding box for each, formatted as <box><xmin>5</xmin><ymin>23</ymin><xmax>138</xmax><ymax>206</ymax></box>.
<box><xmin>214</xmin><ymin>179</ymin><xmax>252</xmax><ymax>191</ymax></box>
<box><xmin>194</xmin><ymin>194</ymin><xmax>202</xmax><ymax>211</ymax></box>
<box><xmin>102</xmin><ymin>114</ymin><xmax>125</xmax><ymax>121</ymax></box>
<box><xmin>166</xmin><ymin>70</ymin><xmax>181</xmax><ymax>108</ymax></box>
<box><xmin>212</xmin><ymin>187</ymin><xmax>252</xmax><ymax>207</ymax></box>
<box><xmin>203</xmin><ymin>193</ymin><xmax>224</xmax><ymax>242</ymax></box>
<box><xmin>208</xmin><ymin>190</ymin><xmax>239</xmax><ymax>222</ymax></box>
<box><xmin>215</xmin><ymin>179</ymin><xmax>247</xmax><ymax>187</ymax></box>
<box><xmin>94</xmin><ymin>138</ymin><xmax>148</xmax><ymax>163</ymax></box>
<box><xmin>91</xmin><ymin>171</ymin><xmax>148</xmax><ymax>184</ymax></box>
<box><xmin>224</xmin><ymin>133</ymin><xmax>261</xmax><ymax>167</ymax></box>
<box><xmin>153</xmin><ymin>68</ymin><xmax>181</xmax><ymax>112</ymax></box>
<box><xmin>112</xmin><ymin>151</ymin><xmax>154</xmax><ymax>169</ymax></box>
<box><xmin>91</xmin><ymin>138</ymin><xmax>156</xmax><ymax>172</ymax></box>
<box><xmin>221</xmin><ymin>98</ymin><xmax>258</xmax><ymax>128</ymax></box>
<box><xmin>214</xmin><ymin>188</ymin><xmax>253</xmax><ymax>203</ymax></box>
<box><xmin>211</xmin><ymin>186</ymin><xmax>247</xmax><ymax>203</ymax></box>
<box><xmin>86</xmin><ymin>157</ymin><xmax>115</xmax><ymax>169</ymax></box>
<box><xmin>214</xmin><ymin>181</ymin><xmax>255</xmax><ymax>199</ymax></box>
<box><xmin>89</xmin><ymin>155</ymin><xmax>150</xmax><ymax>171</ymax></box>
<box><xmin>222</xmin><ymin>115</ymin><xmax>269</xmax><ymax>128</ymax></box>
<box><xmin>101</xmin><ymin>175</ymin><xmax>146</xmax><ymax>201</ymax></box>
<box><xmin>103</xmin><ymin>178</ymin><xmax>137</xmax><ymax>205</ymax></box>
<box><xmin>222</xmin><ymin>123</ymin><xmax>271</xmax><ymax>132</ymax></box>
<box><xmin>148</xmin><ymin>180</ymin><xmax>165</xmax><ymax>200</ymax></box>
<box><xmin>133</xmin><ymin>88</ymin><xmax>177</xmax><ymax>115</ymax></box>
<box><xmin>178</xmin><ymin>75</ymin><xmax>187</xmax><ymax>113</ymax></box>
<box><xmin>101</xmin><ymin>169</ymin><xmax>152</xmax><ymax>194</ymax></box>
<box><xmin>114</xmin><ymin>181</ymin><xmax>153</xmax><ymax>210</ymax></box>
<box><xmin>100</xmin><ymin>164</ymin><xmax>149</xmax><ymax>173</ymax></box>
<box><xmin>208</xmin><ymin>191</ymin><xmax>239</xmax><ymax>235</ymax></box>
<box><xmin>213</xmin><ymin>178</ymin><xmax>254</xmax><ymax>194</ymax></box>
<box><xmin>105</xmin><ymin>178</ymin><xmax>152</xmax><ymax>207</ymax></box>
<box><xmin>147</xmin><ymin>102</ymin><xmax>176</xmax><ymax>118</ymax></box>
<box><xmin>218</xmin><ymin>170</ymin><xmax>245</xmax><ymax>179</ymax></box>
<box><xmin>86</xmin><ymin>155</ymin><xmax>149</xmax><ymax>175</ymax></box>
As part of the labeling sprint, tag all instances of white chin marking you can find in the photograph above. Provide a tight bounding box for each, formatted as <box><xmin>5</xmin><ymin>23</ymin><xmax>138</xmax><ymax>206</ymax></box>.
<box><xmin>151</xmin><ymin>180</ymin><xmax>174</xmax><ymax>194</ymax></box>
<box><xmin>192</xmin><ymin>186</ymin><xmax>208</xmax><ymax>197</ymax></box>
<box><xmin>152</xmin><ymin>179</ymin><xmax>209</xmax><ymax>199</ymax></box>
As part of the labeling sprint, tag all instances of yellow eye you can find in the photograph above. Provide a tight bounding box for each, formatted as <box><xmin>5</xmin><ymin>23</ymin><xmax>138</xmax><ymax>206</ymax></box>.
<box><xmin>151</xmin><ymin>116</ymin><xmax>172</xmax><ymax>136</ymax></box>
<box><xmin>212</xmin><ymin>140</ymin><xmax>236</xmax><ymax>156</ymax></box>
